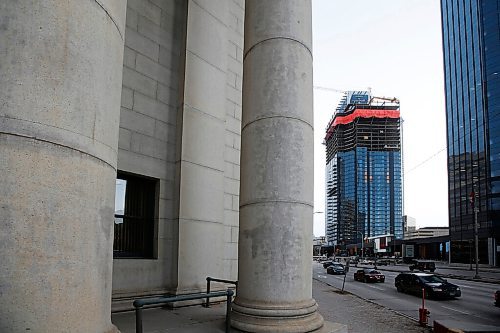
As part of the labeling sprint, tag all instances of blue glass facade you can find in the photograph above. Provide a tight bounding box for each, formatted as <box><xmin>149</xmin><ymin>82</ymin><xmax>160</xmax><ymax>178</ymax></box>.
<box><xmin>333</xmin><ymin>149</ymin><xmax>403</xmax><ymax>244</ymax></box>
<box><xmin>441</xmin><ymin>0</ymin><xmax>500</xmax><ymax>265</ymax></box>
<box><xmin>324</xmin><ymin>103</ymin><xmax>403</xmax><ymax>249</ymax></box>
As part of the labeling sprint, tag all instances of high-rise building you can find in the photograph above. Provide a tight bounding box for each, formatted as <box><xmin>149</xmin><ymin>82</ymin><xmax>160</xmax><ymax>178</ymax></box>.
<box><xmin>324</xmin><ymin>91</ymin><xmax>403</xmax><ymax>252</ymax></box>
<box><xmin>403</xmin><ymin>215</ymin><xmax>417</xmax><ymax>239</ymax></box>
<box><xmin>441</xmin><ymin>0</ymin><xmax>499</xmax><ymax>266</ymax></box>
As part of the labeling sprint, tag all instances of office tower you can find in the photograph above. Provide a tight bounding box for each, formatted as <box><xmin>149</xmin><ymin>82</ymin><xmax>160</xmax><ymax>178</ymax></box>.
<box><xmin>324</xmin><ymin>91</ymin><xmax>403</xmax><ymax>253</ymax></box>
<box><xmin>441</xmin><ymin>0</ymin><xmax>499</xmax><ymax>265</ymax></box>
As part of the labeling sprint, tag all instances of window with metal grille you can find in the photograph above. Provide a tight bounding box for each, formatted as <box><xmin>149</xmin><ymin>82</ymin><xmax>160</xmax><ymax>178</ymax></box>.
<box><xmin>114</xmin><ymin>171</ymin><xmax>157</xmax><ymax>258</ymax></box>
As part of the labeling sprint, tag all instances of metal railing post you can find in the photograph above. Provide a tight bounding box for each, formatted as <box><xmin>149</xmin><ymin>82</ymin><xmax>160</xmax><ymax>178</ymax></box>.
<box><xmin>206</xmin><ymin>277</ymin><xmax>211</xmax><ymax>307</ymax></box>
<box><xmin>135</xmin><ymin>305</ymin><xmax>143</xmax><ymax>333</ymax></box>
<box><xmin>226</xmin><ymin>289</ymin><xmax>234</xmax><ymax>333</ymax></box>
<box><xmin>131</xmin><ymin>282</ymin><xmax>237</xmax><ymax>332</ymax></box>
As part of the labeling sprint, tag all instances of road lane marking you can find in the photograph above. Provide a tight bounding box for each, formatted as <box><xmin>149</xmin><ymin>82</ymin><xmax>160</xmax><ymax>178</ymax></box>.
<box><xmin>440</xmin><ymin>305</ymin><xmax>470</xmax><ymax>315</ymax></box>
<box><xmin>317</xmin><ymin>275</ymin><xmax>327</xmax><ymax>279</ymax></box>
<box><xmin>368</xmin><ymin>285</ymin><xmax>384</xmax><ymax>291</ymax></box>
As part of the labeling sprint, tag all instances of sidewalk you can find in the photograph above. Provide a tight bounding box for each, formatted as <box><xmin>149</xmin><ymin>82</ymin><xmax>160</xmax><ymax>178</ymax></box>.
<box><xmin>112</xmin><ymin>279</ymin><xmax>431</xmax><ymax>333</ymax></box>
<box><xmin>361</xmin><ymin>261</ymin><xmax>500</xmax><ymax>285</ymax></box>
<box><xmin>434</xmin><ymin>262</ymin><xmax>500</xmax><ymax>284</ymax></box>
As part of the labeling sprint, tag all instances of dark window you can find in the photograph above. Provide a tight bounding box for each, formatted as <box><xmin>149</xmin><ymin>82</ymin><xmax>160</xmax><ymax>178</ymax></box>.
<box><xmin>114</xmin><ymin>171</ymin><xmax>157</xmax><ymax>258</ymax></box>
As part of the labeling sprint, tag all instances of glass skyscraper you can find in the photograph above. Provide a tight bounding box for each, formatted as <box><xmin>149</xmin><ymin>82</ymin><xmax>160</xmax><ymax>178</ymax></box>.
<box><xmin>441</xmin><ymin>0</ymin><xmax>500</xmax><ymax>266</ymax></box>
<box><xmin>324</xmin><ymin>92</ymin><xmax>403</xmax><ymax>253</ymax></box>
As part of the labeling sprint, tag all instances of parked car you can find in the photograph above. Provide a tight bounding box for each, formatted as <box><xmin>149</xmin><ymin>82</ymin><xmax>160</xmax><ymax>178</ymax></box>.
<box><xmin>495</xmin><ymin>290</ymin><xmax>500</xmax><ymax>306</ymax></box>
<box><xmin>354</xmin><ymin>269</ymin><xmax>385</xmax><ymax>283</ymax></box>
<box><xmin>359</xmin><ymin>259</ymin><xmax>374</xmax><ymax>265</ymax></box>
<box><xmin>313</xmin><ymin>255</ymin><xmax>327</xmax><ymax>262</ymax></box>
<box><xmin>323</xmin><ymin>261</ymin><xmax>334</xmax><ymax>269</ymax></box>
<box><xmin>409</xmin><ymin>260</ymin><xmax>436</xmax><ymax>272</ymax></box>
<box><xmin>395</xmin><ymin>272</ymin><xmax>461</xmax><ymax>299</ymax></box>
<box><xmin>327</xmin><ymin>263</ymin><xmax>345</xmax><ymax>275</ymax></box>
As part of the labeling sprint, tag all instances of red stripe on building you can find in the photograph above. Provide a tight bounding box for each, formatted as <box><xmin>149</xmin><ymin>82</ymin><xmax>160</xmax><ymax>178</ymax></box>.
<box><xmin>325</xmin><ymin>108</ymin><xmax>400</xmax><ymax>141</ymax></box>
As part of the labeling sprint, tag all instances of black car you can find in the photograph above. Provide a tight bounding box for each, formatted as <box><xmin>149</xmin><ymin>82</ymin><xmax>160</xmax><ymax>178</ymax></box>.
<box><xmin>395</xmin><ymin>272</ymin><xmax>461</xmax><ymax>299</ymax></box>
<box><xmin>409</xmin><ymin>260</ymin><xmax>436</xmax><ymax>272</ymax></box>
<box><xmin>495</xmin><ymin>290</ymin><xmax>500</xmax><ymax>306</ymax></box>
<box><xmin>354</xmin><ymin>269</ymin><xmax>385</xmax><ymax>283</ymax></box>
<box><xmin>323</xmin><ymin>261</ymin><xmax>334</xmax><ymax>269</ymax></box>
<box><xmin>326</xmin><ymin>263</ymin><xmax>345</xmax><ymax>275</ymax></box>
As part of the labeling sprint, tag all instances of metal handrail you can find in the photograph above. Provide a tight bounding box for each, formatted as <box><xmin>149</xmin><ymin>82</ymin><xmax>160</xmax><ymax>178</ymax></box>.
<box><xmin>205</xmin><ymin>277</ymin><xmax>238</xmax><ymax>308</ymax></box>
<box><xmin>133</xmin><ymin>289</ymin><xmax>234</xmax><ymax>333</ymax></box>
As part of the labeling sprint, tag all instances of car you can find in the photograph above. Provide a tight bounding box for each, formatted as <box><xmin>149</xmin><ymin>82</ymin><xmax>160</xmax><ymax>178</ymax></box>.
<box><xmin>359</xmin><ymin>259</ymin><xmax>374</xmax><ymax>265</ymax></box>
<box><xmin>495</xmin><ymin>290</ymin><xmax>500</xmax><ymax>306</ymax></box>
<box><xmin>349</xmin><ymin>256</ymin><xmax>359</xmax><ymax>265</ymax></box>
<box><xmin>409</xmin><ymin>260</ymin><xmax>436</xmax><ymax>272</ymax></box>
<box><xmin>327</xmin><ymin>263</ymin><xmax>345</xmax><ymax>275</ymax></box>
<box><xmin>395</xmin><ymin>272</ymin><xmax>461</xmax><ymax>299</ymax></box>
<box><xmin>354</xmin><ymin>269</ymin><xmax>385</xmax><ymax>283</ymax></box>
<box><xmin>323</xmin><ymin>260</ymin><xmax>334</xmax><ymax>269</ymax></box>
<box><xmin>376</xmin><ymin>259</ymin><xmax>390</xmax><ymax>266</ymax></box>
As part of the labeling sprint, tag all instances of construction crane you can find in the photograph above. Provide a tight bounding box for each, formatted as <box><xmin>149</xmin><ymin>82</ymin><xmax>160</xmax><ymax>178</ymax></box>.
<box><xmin>314</xmin><ymin>86</ymin><xmax>398</xmax><ymax>105</ymax></box>
<box><xmin>313</xmin><ymin>86</ymin><xmax>346</xmax><ymax>94</ymax></box>
<box><xmin>314</xmin><ymin>86</ymin><xmax>374</xmax><ymax>95</ymax></box>
<box><xmin>369</xmin><ymin>95</ymin><xmax>400</xmax><ymax>105</ymax></box>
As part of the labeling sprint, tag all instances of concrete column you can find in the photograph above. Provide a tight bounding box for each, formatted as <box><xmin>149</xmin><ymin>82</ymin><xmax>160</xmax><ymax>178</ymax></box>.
<box><xmin>174</xmin><ymin>0</ymin><xmax>228</xmax><ymax>293</ymax></box>
<box><xmin>232</xmin><ymin>1</ymin><xmax>343</xmax><ymax>332</ymax></box>
<box><xmin>0</xmin><ymin>1</ymin><xmax>126</xmax><ymax>332</ymax></box>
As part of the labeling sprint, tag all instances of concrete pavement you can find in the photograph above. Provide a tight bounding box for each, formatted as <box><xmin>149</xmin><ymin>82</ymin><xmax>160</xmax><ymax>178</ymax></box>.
<box><xmin>111</xmin><ymin>262</ymin><xmax>499</xmax><ymax>332</ymax></box>
<box><xmin>112</xmin><ymin>279</ymin><xmax>431</xmax><ymax>333</ymax></box>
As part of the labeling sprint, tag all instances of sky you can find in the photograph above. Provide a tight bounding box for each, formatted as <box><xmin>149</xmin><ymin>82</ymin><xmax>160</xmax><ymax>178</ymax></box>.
<box><xmin>312</xmin><ymin>0</ymin><xmax>448</xmax><ymax>236</ymax></box>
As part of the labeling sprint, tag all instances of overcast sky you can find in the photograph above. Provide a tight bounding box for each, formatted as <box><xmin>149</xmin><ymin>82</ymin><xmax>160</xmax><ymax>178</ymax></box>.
<box><xmin>312</xmin><ymin>0</ymin><xmax>448</xmax><ymax>236</ymax></box>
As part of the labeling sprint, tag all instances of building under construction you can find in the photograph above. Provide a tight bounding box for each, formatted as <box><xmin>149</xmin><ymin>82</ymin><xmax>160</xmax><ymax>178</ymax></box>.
<box><xmin>324</xmin><ymin>91</ymin><xmax>403</xmax><ymax>255</ymax></box>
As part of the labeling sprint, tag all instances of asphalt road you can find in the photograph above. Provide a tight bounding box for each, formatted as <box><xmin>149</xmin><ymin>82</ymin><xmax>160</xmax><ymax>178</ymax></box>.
<box><xmin>313</xmin><ymin>262</ymin><xmax>500</xmax><ymax>328</ymax></box>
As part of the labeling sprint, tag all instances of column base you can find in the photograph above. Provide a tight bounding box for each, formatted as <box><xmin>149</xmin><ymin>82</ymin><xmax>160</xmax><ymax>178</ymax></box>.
<box><xmin>231</xmin><ymin>299</ymin><xmax>328</xmax><ymax>332</ymax></box>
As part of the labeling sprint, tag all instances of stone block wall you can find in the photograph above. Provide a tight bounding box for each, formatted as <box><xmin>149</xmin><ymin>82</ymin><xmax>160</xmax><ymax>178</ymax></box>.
<box><xmin>113</xmin><ymin>0</ymin><xmax>186</xmax><ymax>297</ymax></box>
<box><xmin>223</xmin><ymin>0</ymin><xmax>244</xmax><ymax>281</ymax></box>
<box><xmin>112</xmin><ymin>0</ymin><xmax>244</xmax><ymax>298</ymax></box>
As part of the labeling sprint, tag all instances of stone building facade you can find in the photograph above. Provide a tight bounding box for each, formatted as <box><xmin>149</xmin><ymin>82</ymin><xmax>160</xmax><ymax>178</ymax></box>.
<box><xmin>113</xmin><ymin>0</ymin><xmax>244</xmax><ymax>301</ymax></box>
<box><xmin>1</xmin><ymin>1</ymin><xmax>344</xmax><ymax>332</ymax></box>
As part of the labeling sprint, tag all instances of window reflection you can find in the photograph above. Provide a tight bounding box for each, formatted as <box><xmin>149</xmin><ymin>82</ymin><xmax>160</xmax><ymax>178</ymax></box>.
<box><xmin>115</xmin><ymin>179</ymin><xmax>127</xmax><ymax>224</ymax></box>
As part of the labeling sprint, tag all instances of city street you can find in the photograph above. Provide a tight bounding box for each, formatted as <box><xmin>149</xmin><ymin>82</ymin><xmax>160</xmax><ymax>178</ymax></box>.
<box><xmin>313</xmin><ymin>262</ymin><xmax>500</xmax><ymax>327</ymax></box>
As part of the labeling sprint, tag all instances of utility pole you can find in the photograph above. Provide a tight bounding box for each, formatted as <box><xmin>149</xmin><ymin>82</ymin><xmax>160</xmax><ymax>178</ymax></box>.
<box><xmin>356</xmin><ymin>231</ymin><xmax>364</xmax><ymax>260</ymax></box>
<box><xmin>469</xmin><ymin>239</ymin><xmax>473</xmax><ymax>271</ymax></box>
<box><xmin>469</xmin><ymin>189</ymin><xmax>480</xmax><ymax>279</ymax></box>
<box><xmin>474</xmin><ymin>203</ymin><xmax>480</xmax><ymax>279</ymax></box>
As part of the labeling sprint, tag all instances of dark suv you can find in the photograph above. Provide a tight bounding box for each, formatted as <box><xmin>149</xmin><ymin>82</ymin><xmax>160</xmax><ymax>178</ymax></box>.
<box><xmin>409</xmin><ymin>260</ymin><xmax>436</xmax><ymax>272</ymax></box>
<box><xmin>395</xmin><ymin>272</ymin><xmax>461</xmax><ymax>299</ymax></box>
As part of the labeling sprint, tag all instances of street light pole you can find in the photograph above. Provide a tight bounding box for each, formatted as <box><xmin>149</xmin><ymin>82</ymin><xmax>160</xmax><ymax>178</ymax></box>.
<box><xmin>469</xmin><ymin>187</ymin><xmax>480</xmax><ymax>279</ymax></box>
<box><xmin>469</xmin><ymin>239</ymin><xmax>473</xmax><ymax>271</ymax></box>
<box><xmin>356</xmin><ymin>231</ymin><xmax>364</xmax><ymax>260</ymax></box>
<box><xmin>474</xmin><ymin>205</ymin><xmax>480</xmax><ymax>279</ymax></box>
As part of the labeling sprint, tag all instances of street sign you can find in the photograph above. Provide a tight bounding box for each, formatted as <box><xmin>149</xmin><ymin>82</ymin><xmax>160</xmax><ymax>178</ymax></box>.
<box><xmin>405</xmin><ymin>244</ymin><xmax>414</xmax><ymax>258</ymax></box>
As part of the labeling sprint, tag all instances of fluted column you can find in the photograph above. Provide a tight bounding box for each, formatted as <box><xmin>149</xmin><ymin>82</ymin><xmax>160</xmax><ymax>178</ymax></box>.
<box><xmin>232</xmin><ymin>1</ymin><xmax>327</xmax><ymax>332</ymax></box>
<box><xmin>0</xmin><ymin>1</ymin><xmax>126</xmax><ymax>332</ymax></box>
